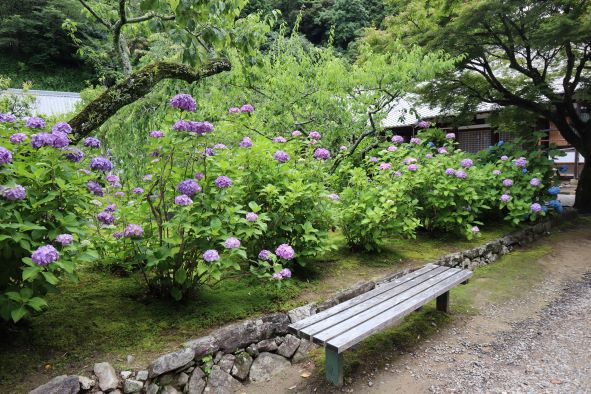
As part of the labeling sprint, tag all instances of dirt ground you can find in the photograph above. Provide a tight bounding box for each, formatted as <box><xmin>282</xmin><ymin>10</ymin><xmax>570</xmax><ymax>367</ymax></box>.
<box><xmin>242</xmin><ymin>223</ymin><xmax>591</xmax><ymax>394</ymax></box>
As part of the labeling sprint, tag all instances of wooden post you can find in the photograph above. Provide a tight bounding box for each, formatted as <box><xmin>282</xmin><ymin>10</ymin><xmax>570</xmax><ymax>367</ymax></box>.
<box><xmin>436</xmin><ymin>291</ymin><xmax>449</xmax><ymax>313</ymax></box>
<box><xmin>325</xmin><ymin>347</ymin><xmax>343</xmax><ymax>386</ymax></box>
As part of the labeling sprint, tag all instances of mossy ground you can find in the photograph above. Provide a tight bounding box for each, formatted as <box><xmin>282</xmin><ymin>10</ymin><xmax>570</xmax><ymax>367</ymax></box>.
<box><xmin>0</xmin><ymin>221</ymin><xmax>519</xmax><ymax>391</ymax></box>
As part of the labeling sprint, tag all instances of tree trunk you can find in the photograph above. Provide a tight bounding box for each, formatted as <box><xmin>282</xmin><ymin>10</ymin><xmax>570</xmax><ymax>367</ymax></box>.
<box><xmin>574</xmin><ymin>151</ymin><xmax>591</xmax><ymax>213</ymax></box>
<box><xmin>69</xmin><ymin>60</ymin><xmax>231</xmax><ymax>142</ymax></box>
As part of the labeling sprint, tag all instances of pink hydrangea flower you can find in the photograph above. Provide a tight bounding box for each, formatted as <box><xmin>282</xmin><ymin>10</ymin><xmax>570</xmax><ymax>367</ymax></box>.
<box><xmin>309</xmin><ymin>131</ymin><xmax>321</xmax><ymax>140</ymax></box>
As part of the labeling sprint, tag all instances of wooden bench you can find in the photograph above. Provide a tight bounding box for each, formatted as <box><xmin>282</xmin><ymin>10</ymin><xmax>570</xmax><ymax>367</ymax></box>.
<box><xmin>288</xmin><ymin>263</ymin><xmax>472</xmax><ymax>386</ymax></box>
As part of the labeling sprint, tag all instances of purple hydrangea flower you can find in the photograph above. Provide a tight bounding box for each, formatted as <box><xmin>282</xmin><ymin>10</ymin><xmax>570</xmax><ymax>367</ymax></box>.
<box><xmin>26</xmin><ymin>116</ymin><xmax>46</xmax><ymax>129</ymax></box>
<box><xmin>502</xmin><ymin>179</ymin><xmax>513</xmax><ymax>187</ymax></box>
<box><xmin>292</xmin><ymin>130</ymin><xmax>302</xmax><ymax>137</ymax></box>
<box><xmin>246</xmin><ymin>212</ymin><xmax>258</xmax><ymax>222</ymax></box>
<box><xmin>514</xmin><ymin>157</ymin><xmax>528</xmax><ymax>167</ymax></box>
<box><xmin>194</xmin><ymin>172</ymin><xmax>205</xmax><ymax>181</ymax></box>
<box><xmin>417</xmin><ymin>120</ymin><xmax>430</xmax><ymax>129</ymax></box>
<box><xmin>272</xmin><ymin>272</ymin><xmax>283</xmax><ymax>280</ymax></box>
<box><xmin>529</xmin><ymin>178</ymin><xmax>541</xmax><ymax>187</ymax></box>
<box><xmin>313</xmin><ymin>148</ymin><xmax>330</xmax><ymax>160</ymax></box>
<box><xmin>62</xmin><ymin>148</ymin><xmax>84</xmax><ymax>164</ymax></box>
<box><xmin>215</xmin><ymin>176</ymin><xmax>232</xmax><ymax>189</ymax></box>
<box><xmin>203</xmin><ymin>249</ymin><xmax>220</xmax><ymax>262</ymax></box>
<box><xmin>114</xmin><ymin>191</ymin><xmax>125</xmax><ymax>198</ymax></box>
<box><xmin>97</xmin><ymin>211</ymin><xmax>115</xmax><ymax>225</ymax></box>
<box><xmin>425</xmin><ymin>153</ymin><xmax>433</xmax><ymax>159</ymax></box>
<box><xmin>50</xmin><ymin>131</ymin><xmax>69</xmax><ymax>148</ymax></box>
<box><xmin>387</xmin><ymin>146</ymin><xmax>398</xmax><ymax>152</ymax></box>
<box><xmin>150</xmin><ymin>130</ymin><xmax>164</xmax><ymax>138</ymax></box>
<box><xmin>445</xmin><ymin>132</ymin><xmax>456</xmax><ymax>140</ymax></box>
<box><xmin>9</xmin><ymin>133</ymin><xmax>27</xmax><ymax>144</ymax></box>
<box><xmin>240</xmin><ymin>104</ymin><xmax>254</xmax><ymax>113</ymax></box>
<box><xmin>104</xmin><ymin>203</ymin><xmax>116</xmax><ymax>212</ymax></box>
<box><xmin>455</xmin><ymin>170</ymin><xmax>467</xmax><ymax>179</ymax></box>
<box><xmin>170</xmin><ymin>94</ymin><xmax>196</xmax><ymax>112</ymax></box>
<box><xmin>0</xmin><ymin>147</ymin><xmax>13</xmax><ymax>165</ymax></box>
<box><xmin>214</xmin><ymin>144</ymin><xmax>227</xmax><ymax>150</ymax></box>
<box><xmin>445</xmin><ymin>168</ymin><xmax>456</xmax><ymax>176</ymax></box>
<box><xmin>52</xmin><ymin>122</ymin><xmax>72</xmax><ymax>134</ymax></box>
<box><xmin>501</xmin><ymin>194</ymin><xmax>511</xmax><ymax>202</ymax></box>
<box><xmin>275</xmin><ymin>244</ymin><xmax>295</xmax><ymax>260</ymax></box>
<box><xmin>79</xmin><ymin>169</ymin><xmax>91</xmax><ymax>175</ymax></box>
<box><xmin>379</xmin><ymin>163</ymin><xmax>392</xmax><ymax>171</ymax></box>
<box><xmin>177</xmin><ymin>179</ymin><xmax>202</xmax><ymax>195</ymax></box>
<box><xmin>368</xmin><ymin>156</ymin><xmax>378</xmax><ymax>163</ymax></box>
<box><xmin>460</xmin><ymin>158</ymin><xmax>473</xmax><ymax>168</ymax></box>
<box><xmin>84</xmin><ymin>137</ymin><xmax>101</xmax><ymax>148</ymax></box>
<box><xmin>173</xmin><ymin>120</ymin><xmax>190</xmax><ymax>131</ymax></box>
<box><xmin>437</xmin><ymin>147</ymin><xmax>448</xmax><ymax>154</ymax></box>
<box><xmin>189</xmin><ymin>121</ymin><xmax>214</xmax><ymax>135</ymax></box>
<box><xmin>328</xmin><ymin>193</ymin><xmax>340</xmax><ymax>201</ymax></box>
<box><xmin>403</xmin><ymin>157</ymin><xmax>417</xmax><ymax>165</ymax></box>
<box><xmin>31</xmin><ymin>245</ymin><xmax>59</xmax><ymax>266</ymax></box>
<box><xmin>393</xmin><ymin>171</ymin><xmax>402</xmax><ymax>177</ymax></box>
<box><xmin>1</xmin><ymin>184</ymin><xmax>26</xmax><ymax>201</ymax></box>
<box><xmin>112</xmin><ymin>232</ymin><xmax>123</xmax><ymax>239</ymax></box>
<box><xmin>471</xmin><ymin>226</ymin><xmax>480</xmax><ymax>233</ymax></box>
<box><xmin>124</xmin><ymin>224</ymin><xmax>144</xmax><ymax>238</ymax></box>
<box><xmin>391</xmin><ymin>135</ymin><xmax>404</xmax><ymax>143</ymax></box>
<box><xmin>224</xmin><ymin>237</ymin><xmax>241</xmax><ymax>249</ymax></box>
<box><xmin>133</xmin><ymin>187</ymin><xmax>144</xmax><ymax>194</ymax></box>
<box><xmin>274</xmin><ymin>150</ymin><xmax>290</xmax><ymax>163</ymax></box>
<box><xmin>531</xmin><ymin>203</ymin><xmax>542</xmax><ymax>213</ymax></box>
<box><xmin>408</xmin><ymin>164</ymin><xmax>418</xmax><ymax>171</ymax></box>
<box><xmin>56</xmin><ymin>234</ymin><xmax>74</xmax><ymax>245</ymax></box>
<box><xmin>309</xmin><ymin>131</ymin><xmax>321</xmax><ymax>140</ymax></box>
<box><xmin>30</xmin><ymin>133</ymin><xmax>52</xmax><ymax>149</ymax></box>
<box><xmin>143</xmin><ymin>174</ymin><xmax>153</xmax><ymax>182</ymax></box>
<box><xmin>273</xmin><ymin>136</ymin><xmax>287</xmax><ymax>143</ymax></box>
<box><xmin>492</xmin><ymin>169</ymin><xmax>501</xmax><ymax>175</ymax></box>
<box><xmin>410</xmin><ymin>137</ymin><xmax>421</xmax><ymax>144</ymax></box>
<box><xmin>0</xmin><ymin>113</ymin><xmax>17</xmax><ymax>123</ymax></box>
<box><xmin>175</xmin><ymin>194</ymin><xmax>193</xmax><ymax>206</ymax></box>
<box><xmin>90</xmin><ymin>157</ymin><xmax>113</xmax><ymax>172</ymax></box>
<box><xmin>203</xmin><ymin>147</ymin><xmax>215</xmax><ymax>157</ymax></box>
<box><xmin>500</xmin><ymin>155</ymin><xmax>509</xmax><ymax>161</ymax></box>
<box><xmin>239</xmin><ymin>137</ymin><xmax>253</xmax><ymax>148</ymax></box>
<box><xmin>229</xmin><ymin>107</ymin><xmax>241</xmax><ymax>114</ymax></box>
<box><xmin>87</xmin><ymin>181</ymin><xmax>104</xmax><ymax>196</ymax></box>
<box><xmin>258</xmin><ymin>250</ymin><xmax>272</xmax><ymax>261</ymax></box>
<box><xmin>279</xmin><ymin>268</ymin><xmax>292</xmax><ymax>278</ymax></box>
<box><xmin>340</xmin><ymin>145</ymin><xmax>348</xmax><ymax>151</ymax></box>
<box><xmin>106</xmin><ymin>174</ymin><xmax>120</xmax><ymax>187</ymax></box>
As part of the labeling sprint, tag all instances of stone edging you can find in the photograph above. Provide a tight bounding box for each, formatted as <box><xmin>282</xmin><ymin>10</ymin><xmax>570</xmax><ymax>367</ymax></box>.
<box><xmin>30</xmin><ymin>210</ymin><xmax>577</xmax><ymax>394</ymax></box>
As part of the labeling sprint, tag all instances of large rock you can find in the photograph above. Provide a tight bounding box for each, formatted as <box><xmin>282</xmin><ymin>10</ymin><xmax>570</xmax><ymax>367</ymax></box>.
<box><xmin>94</xmin><ymin>362</ymin><xmax>119</xmax><ymax>391</ymax></box>
<box><xmin>212</xmin><ymin>313</ymin><xmax>290</xmax><ymax>353</ymax></box>
<box><xmin>277</xmin><ymin>334</ymin><xmax>300</xmax><ymax>358</ymax></box>
<box><xmin>205</xmin><ymin>365</ymin><xmax>242</xmax><ymax>394</ymax></box>
<box><xmin>187</xmin><ymin>367</ymin><xmax>206</xmax><ymax>394</ymax></box>
<box><xmin>77</xmin><ymin>375</ymin><xmax>95</xmax><ymax>390</ymax></box>
<box><xmin>217</xmin><ymin>354</ymin><xmax>236</xmax><ymax>373</ymax></box>
<box><xmin>148</xmin><ymin>347</ymin><xmax>195</xmax><ymax>378</ymax></box>
<box><xmin>183</xmin><ymin>336</ymin><xmax>219</xmax><ymax>359</ymax></box>
<box><xmin>249</xmin><ymin>352</ymin><xmax>291</xmax><ymax>383</ymax></box>
<box><xmin>292</xmin><ymin>339</ymin><xmax>316</xmax><ymax>363</ymax></box>
<box><xmin>230</xmin><ymin>352</ymin><xmax>253</xmax><ymax>381</ymax></box>
<box><xmin>29</xmin><ymin>375</ymin><xmax>80</xmax><ymax>394</ymax></box>
<box><xmin>256</xmin><ymin>339</ymin><xmax>277</xmax><ymax>352</ymax></box>
<box><xmin>161</xmin><ymin>386</ymin><xmax>181</xmax><ymax>394</ymax></box>
<box><xmin>146</xmin><ymin>383</ymin><xmax>159</xmax><ymax>394</ymax></box>
<box><xmin>287</xmin><ymin>303</ymin><xmax>317</xmax><ymax>323</ymax></box>
<box><xmin>123</xmin><ymin>379</ymin><xmax>143</xmax><ymax>393</ymax></box>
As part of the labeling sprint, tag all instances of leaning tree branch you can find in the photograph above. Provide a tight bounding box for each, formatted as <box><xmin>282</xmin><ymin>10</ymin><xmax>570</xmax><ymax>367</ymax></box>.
<box><xmin>69</xmin><ymin>60</ymin><xmax>232</xmax><ymax>141</ymax></box>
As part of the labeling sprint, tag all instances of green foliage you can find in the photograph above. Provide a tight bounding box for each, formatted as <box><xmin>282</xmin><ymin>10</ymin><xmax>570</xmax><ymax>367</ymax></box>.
<box><xmin>0</xmin><ymin>120</ymin><xmax>90</xmax><ymax>322</ymax></box>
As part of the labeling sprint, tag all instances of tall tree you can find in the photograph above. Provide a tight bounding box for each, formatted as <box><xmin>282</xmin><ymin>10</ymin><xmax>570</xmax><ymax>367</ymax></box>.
<box><xmin>369</xmin><ymin>0</ymin><xmax>591</xmax><ymax>211</ymax></box>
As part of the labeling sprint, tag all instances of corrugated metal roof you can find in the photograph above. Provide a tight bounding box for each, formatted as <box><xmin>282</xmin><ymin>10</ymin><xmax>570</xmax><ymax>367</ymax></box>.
<box><xmin>6</xmin><ymin>88</ymin><xmax>81</xmax><ymax>116</ymax></box>
<box><xmin>382</xmin><ymin>94</ymin><xmax>500</xmax><ymax>128</ymax></box>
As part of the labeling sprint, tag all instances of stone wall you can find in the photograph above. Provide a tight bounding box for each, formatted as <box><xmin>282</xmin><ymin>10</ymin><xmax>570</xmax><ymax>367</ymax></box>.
<box><xmin>30</xmin><ymin>211</ymin><xmax>577</xmax><ymax>394</ymax></box>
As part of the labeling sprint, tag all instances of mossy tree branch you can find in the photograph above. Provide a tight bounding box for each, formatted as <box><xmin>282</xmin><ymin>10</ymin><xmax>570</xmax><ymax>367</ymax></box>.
<box><xmin>69</xmin><ymin>60</ymin><xmax>231</xmax><ymax>142</ymax></box>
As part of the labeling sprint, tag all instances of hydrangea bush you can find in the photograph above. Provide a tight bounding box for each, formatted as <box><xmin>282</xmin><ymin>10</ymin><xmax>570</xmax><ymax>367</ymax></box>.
<box><xmin>0</xmin><ymin>114</ymin><xmax>93</xmax><ymax>322</ymax></box>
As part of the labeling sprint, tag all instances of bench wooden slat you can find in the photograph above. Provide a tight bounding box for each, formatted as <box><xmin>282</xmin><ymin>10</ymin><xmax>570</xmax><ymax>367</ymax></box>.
<box><xmin>289</xmin><ymin>263</ymin><xmax>440</xmax><ymax>333</ymax></box>
<box><xmin>326</xmin><ymin>270</ymin><xmax>472</xmax><ymax>352</ymax></box>
<box><xmin>299</xmin><ymin>266</ymin><xmax>454</xmax><ymax>339</ymax></box>
<box><xmin>310</xmin><ymin>267</ymin><xmax>462</xmax><ymax>344</ymax></box>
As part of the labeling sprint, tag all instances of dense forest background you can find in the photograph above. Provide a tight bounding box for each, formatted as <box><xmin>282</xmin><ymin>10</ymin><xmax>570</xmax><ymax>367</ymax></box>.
<box><xmin>0</xmin><ymin>0</ymin><xmax>392</xmax><ymax>91</ymax></box>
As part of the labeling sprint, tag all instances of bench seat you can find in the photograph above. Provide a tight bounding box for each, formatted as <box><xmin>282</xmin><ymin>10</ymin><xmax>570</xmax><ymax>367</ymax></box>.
<box><xmin>288</xmin><ymin>263</ymin><xmax>472</xmax><ymax>385</ymax></box>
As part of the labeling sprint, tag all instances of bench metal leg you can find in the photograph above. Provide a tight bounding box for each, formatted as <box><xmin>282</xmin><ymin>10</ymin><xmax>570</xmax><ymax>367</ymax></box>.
<box><xmin>325</xmin><ymin>347</ymin><xmax>343</xmax><ymax>386</ymax></box>
<box><xmin>436</xmin><ymin>291</ymin><xmax>449</xmax><ymax>313</ymax></box>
